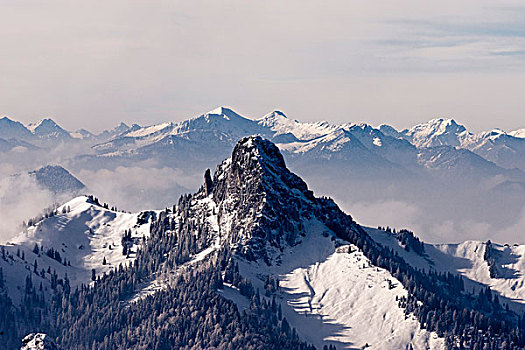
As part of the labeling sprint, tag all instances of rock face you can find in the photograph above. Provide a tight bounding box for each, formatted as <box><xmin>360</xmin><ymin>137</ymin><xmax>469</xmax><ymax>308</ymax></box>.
<box><xmin>20</xmin><ymin>333</ymin><xmax>61</xmax><ymax>350</ymax></box>
<box><xmin>203</xmin><ymin>168</ymin><xmax>213</xmax><ymax>195</ymax></box>
<box><xmin>206</xmin><ymin>136</ymin><xmax>362</xmax><ymax>261</ymax></box>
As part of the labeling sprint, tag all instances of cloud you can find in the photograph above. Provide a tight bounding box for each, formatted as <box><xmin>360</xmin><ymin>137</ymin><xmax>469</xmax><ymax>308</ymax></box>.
<box><xmin>346</xmin><ymin>199</ymin><xmax>422</xmax><ymax>232</ymax></box>
<box><xmin>343</xmin><ymin>198</ymin><xmax>525</xmax><ymax>245</ymax></box>
<box><xmin>0</xmin><ymin>173</ymin><xmax>54</xmax><ymax>244</ymax></box>
<box><xmin>77</xmin><ymin>166</ymin><xmax>203</xmax><ymax>212</ymax></box>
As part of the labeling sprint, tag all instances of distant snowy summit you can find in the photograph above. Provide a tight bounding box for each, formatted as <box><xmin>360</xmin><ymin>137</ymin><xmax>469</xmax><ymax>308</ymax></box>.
<box><xmin>379</xmin><ymin>117</ymin><xmax>525</xmax><ymax>170</ymax></box>
<box><xmin>0</xmin><ymin>115</ymin><xmax>135</xmax><ymax>149</ymax></box>
<box><xmin>84</xmin><ymin>107</ymin><xmax>524</xmax><ymax>180</ymax></box>
<box><xmin>1</xmin><ymin>107</ymin><xmax>524</xmax><ymax>185</ymax></box>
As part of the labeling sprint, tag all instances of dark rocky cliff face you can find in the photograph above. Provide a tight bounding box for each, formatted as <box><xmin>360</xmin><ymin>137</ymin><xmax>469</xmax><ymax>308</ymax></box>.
<box><xmin>197</xmin><ymin>136</ymin><xmax>363</xmax><ymax>262</ymax></box>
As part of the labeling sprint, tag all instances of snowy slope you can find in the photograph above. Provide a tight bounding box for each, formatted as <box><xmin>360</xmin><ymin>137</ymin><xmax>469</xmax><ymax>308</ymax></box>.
<box><xmin>416</xmin><ymin>146</ymin><xmax>517</xmax><ymax>179</ymax></box>
<box><xmin>257</xmin><ymin>110</ymin><xmax>338</xmax><ymax>141</ymax></box>
<box><xmin>230</xmin><ymin>221</ymin><xmax>445</xmax><ymax>350</ymax></box>
<box><xmin>91</xmin><ymin>107</ymin><xmax>269</xmax><ymax>165</ymax></box>
<box><xmin>0</xmin><ymin>196</ymin><xmax>155</xmax><ymax>302</ymax></box>
<box><xmin>510</xmin><ymin>129</ymin><xmax>525</xmax><ymax>138</ymax></box>
<box><xmin>466</xmin><ymin>130</ymin><xmax>525</xmax><ymax>171</ymax></box>
<box><xmin>367</xmin><ymin>227</ymin><xmax>525</xmax><ymax>312</ymax></box>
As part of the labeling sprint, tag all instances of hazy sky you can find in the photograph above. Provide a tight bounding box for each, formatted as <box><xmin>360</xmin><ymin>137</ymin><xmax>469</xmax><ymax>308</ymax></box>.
<box><xmin>1</xmin><ymin>0</ymin><xmax>524</xmax><ymax>133</ymax></box>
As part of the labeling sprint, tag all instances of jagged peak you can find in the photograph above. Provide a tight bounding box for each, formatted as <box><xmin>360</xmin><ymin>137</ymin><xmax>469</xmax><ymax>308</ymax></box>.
<box><xmin>378</xmin><ymin>124</ymin><xmax>405</xmax><ymax>139</ymax></box>
<box><xmin>206</xmin><ymin>106</ymin><xmax>245</xmax><ymax>119</ymax></box>
<box><xmin>429</xmin><ymin>117</ymin><xmax>457</xmax><ymax>124</ymax></box>
<box><xmin>207</xmin><ymin>136</ymin><xmax>313</xmax><ymax>205</ymax></box>
<box><xmin>231</xmin><ymin>135</ymin><xmax>287</xmax><ymax>171</ymax></box>
<box><xmin>258</xmin><ymin>110</ymin><xmax>288</xmax><ymax>122</ymax></box>
<box><xmin>31</xmin><ymin>117</ymin><xmax>60</xmax><ymax>128</ymax></box>
<box><xmin>28</xmin><ymin>118</ymin><xmax>70</xmax><ymax>136</ymax></box>
<box><xmin>202</xmin><ymin>135</ymin><xmax>353</xmax><ymax>261</ymax></box>
<box><xmin>347</xmin><ymin>122</ymin><xmax>377</xmax><ymax>132</ymax></box>
<box><xmin>409</xmin><ymin>117</ymin><xmax>466</xmax><ymax>135</ymax></box>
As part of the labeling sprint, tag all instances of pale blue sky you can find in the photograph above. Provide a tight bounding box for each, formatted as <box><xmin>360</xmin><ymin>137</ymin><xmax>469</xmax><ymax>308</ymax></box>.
<box><xmin>0</xmin><ymin>0</ymin><xmax>524</xmax><ymax>132</ymax></box>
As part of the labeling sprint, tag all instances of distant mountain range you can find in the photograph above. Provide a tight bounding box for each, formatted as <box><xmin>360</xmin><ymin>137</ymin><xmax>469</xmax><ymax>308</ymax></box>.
<box><xmin>1</xmin><ymin>108</ymin><xmax>524</xmax><ymax>244</ymax></box>
<box><xmin>79</xmin><ymin>107</ymin><xmax>524</xmax><ymax>179</ymax></box>
<box><xmin>2</xmin><ymin>108</ymin><xmax>523</xmax><ymax>173</ymax></box>
<box><xmin>0</xmin><ymin>116</ymin><xmax>134</xmax><ymax>150</ymax></box>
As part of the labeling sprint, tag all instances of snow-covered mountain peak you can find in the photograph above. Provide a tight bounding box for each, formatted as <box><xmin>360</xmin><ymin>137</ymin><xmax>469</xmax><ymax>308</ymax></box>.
<box><xmin>70</xmin><ymin>128</ymin><xmax>94</xmax><ymax>139</ymax></box>
<box><xmin>206</xmin><ymin>106</ymin><xmax>245</xmax><ymax>120</ymax></box>
<box><xmin>28</xmin><ymin>118</ymin><xmax>72</xmax><ymax>140</ymax></box>
<box><xmin>199</xmin><ymin>135</ymin><xmax>362</xmax><ymax>262</ymax></box>
<box><xmin>257</xmin><ymin>110</ymin><xmax>337</xmax><ymax>141</ymax></box>
<box><xmin>258</xmin><ymin>110</ymin><xmax>288</xmax><ymax>122</ymax></box>
<box><xmin>411</xmin><ymin>117</ymin><xmax>466</xmax><ymax>135</ymax></box>
<box><xmin>346</xmin><ymin>122</ymin><xmax>378</xmax><ymax>134</ymax></box>
<box><xmin>28</xmin><ymin>118</ymin><xmax>59</xmax><ymax>132</ymax></box>
<box><xmin>405</xmin><ymin>117</ymin><xmax>470</xmax><ymax>148</ymax></box>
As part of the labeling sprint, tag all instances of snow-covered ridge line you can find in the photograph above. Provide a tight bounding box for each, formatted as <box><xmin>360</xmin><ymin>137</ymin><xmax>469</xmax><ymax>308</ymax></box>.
<box><xmin>1</xmin><ymin>195</ymin><xmax>156</xmax><ymax>302</ymax></box>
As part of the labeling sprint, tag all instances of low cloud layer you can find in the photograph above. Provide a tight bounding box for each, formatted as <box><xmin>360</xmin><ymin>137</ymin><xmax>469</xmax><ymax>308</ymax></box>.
<box><xmin>341</xmin><ymin>198</ymin><xmax>525</xmax><ymax>245</ymax></box>
<box><xmin>0</xmin><ymin>173</ymin><xmax>53</xmax><ymax>244</ymax></box>
<box><xmin>77</xmin><ymin>166</ymin><xmax>203</xmax><ymax>212</ymax></box>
